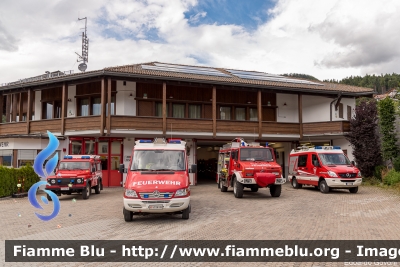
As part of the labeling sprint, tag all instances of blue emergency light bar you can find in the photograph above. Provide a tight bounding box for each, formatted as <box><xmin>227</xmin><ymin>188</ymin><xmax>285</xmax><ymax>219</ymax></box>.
<box><xmin>169</xmin><ymin>140</ymin><xmax>181</xmax><ymax>144</ymax></box>
<box><xmin>265</xmin><ymin>142</ymin><xmax>269</xmax><ymax>147</ymax></box>
<box><xmin>139</xmin><ymin>140</ymin><xmax>152</xmax><ymax>143</ymax></box>
<box><xmin>81</xmin><ymin>156</ymin><xmax>90</xmax><ymax>159</ymax></box>
<box><xmin>64</xmin><ymin>156</ymin><xmax>73</xmax><ymax>159</ymax></box>
<box><xmin>333</xmin><ymin>146</ymin><xmax>341</xmax><ymax>149</ymax></box>
<box><xmin>315</xmin><ymin>146</ymin><xmax>322</xmax><ymax>149</ymax></box>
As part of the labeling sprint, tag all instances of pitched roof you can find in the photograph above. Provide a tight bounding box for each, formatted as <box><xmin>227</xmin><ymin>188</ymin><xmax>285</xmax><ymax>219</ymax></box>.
<box><xmin>374</xmin><ymin>88</ymin><xmax>398</xmax><ymax>100</ymax></box>
<box><xmin>1</xmin><ymin>61</ymin><xmax>374</xmax><ymax>95</ymax></box>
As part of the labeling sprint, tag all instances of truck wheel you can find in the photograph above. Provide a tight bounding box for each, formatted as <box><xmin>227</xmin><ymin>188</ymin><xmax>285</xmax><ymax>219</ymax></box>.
<box><xmin>292</xmin><ymin>178</ymin><xmax>302</xmax><ymax>189</ymax></box>
<box><xmin>270</xmin><ymin>185</ymin><xmax>282</xmax><ymax>197</ymax></box>
<box><xmin>100</xmin><ymin>180</ymin><xmax>103</xmax><ymax>190</ymax></box>
<box><xmin>46</xmin><ymin>193</ymin><xmax>52</xmax><ymax>201</ymax></box>
<box><xmin>94</xmin><ymin>181</ymin><xmax>101</xmax><ymax>194</ymax></box>
<box><xmin>233</xmin><ymin>177</ymin><xmax>243</xmax><ymax>198</ymax></box>
<box><xmin>182</xmin><ymin>205</ymin><xmax>190</xmax><ymax>220</ymax></box>
<box><xmin>82</xmin><ymin>183</ymin><xmax>91</xmax><ymax>199</ymax></box>
<box><xmin>319</xmin><ymin>180</ymin><xmax>329</xmax><ymax>194</ymax></box>
<box><xmin>220</xmin><ymin>179</ymin><xmax>228</xmax><ymax>192</ymax></box>
<box><xmin>123</xmin><ymin>207</ymin><xmax>133</xmax><ymax>222</ymax></box>
<box><xmin>349</xmin><ymin>187</ymin><xmax>358</xmax><ymax>193</ymax></box>
<box><xmin>251</xmin><ymin>187</ymin><xmax>259</xmax><ymax>192</ymax></box>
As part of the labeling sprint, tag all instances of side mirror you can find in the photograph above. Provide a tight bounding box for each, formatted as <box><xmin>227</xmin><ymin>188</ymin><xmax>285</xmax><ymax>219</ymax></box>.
<box><xmin>351</xmin><ymin>161</ymin><xmax>355</xmax><ymax>166</ymax></box>
<box><xmin>189</xmin><ymin>164</ymin><xmax>197</xmax><ymax>173</ymax></box>
<box><xmin>313</xmin><ymin>160</ymin><xmax>320</xmax><ymax>167</ymax></box>
<box><xmin>119</xmin><ymin>164</ymin><xmax>126</xmax><ymax>173</ymax></box>
<box><xmin>91</xmin><ymin>167</ymin><xmax>96</xmax><ymax>173</ymax></box>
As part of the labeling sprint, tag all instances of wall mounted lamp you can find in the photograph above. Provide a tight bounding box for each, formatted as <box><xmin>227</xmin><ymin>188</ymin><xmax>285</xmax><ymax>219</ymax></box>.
<box><xmin>143</xmin><ymin>93</ymin><xmax>147</xmax><ymax>99</ymax></box>
<box><xmin>129</xmin><ymin>93</ymin><xmax>133</xmax><ymax>97</ymax></box>
<box><xmin>283</xmin><ymin>102</ymin><xmax>287</xmax><ymax>106</ymax></box>
<box><xmin>68</xmin><ymin>98</ymin><xmax>72</xmax><ymax>102</ymax></box>
<box><xmin>169</xmin><ymin>96</ymin><xmax>173</xmax><ymax>99</ymax></box>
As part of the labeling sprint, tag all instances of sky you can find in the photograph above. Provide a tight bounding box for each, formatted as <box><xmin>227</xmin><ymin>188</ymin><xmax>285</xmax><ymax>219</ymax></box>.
<box><xmin>1</xmin><ymin>0</ymin><xmax>400</xmax><ymax>84</ymax></box>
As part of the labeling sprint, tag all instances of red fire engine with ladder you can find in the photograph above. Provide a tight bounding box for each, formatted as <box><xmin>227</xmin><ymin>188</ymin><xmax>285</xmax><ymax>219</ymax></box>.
<box><xmin>217</xmin><ymin>138</ymin><xmax>285</xmax><ymax>198</ymax></box>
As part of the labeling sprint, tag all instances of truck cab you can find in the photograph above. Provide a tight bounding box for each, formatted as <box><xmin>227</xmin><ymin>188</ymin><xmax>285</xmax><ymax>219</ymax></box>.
<box><xmin>217</xmin><ymin>138</ymin><xmax>285</xmax><ymax>198</ymax></box>
<box><xmin>288</xmin><ymin>146</ymin><xmax>362</xmax><ymax>193</ymax></box>
<box><xmin>120</xmin><ymin>138</ymin><xmax>196</xmax><ymax>221</ymax></box>
<box><xmin>45</xmin><ymin>155</ymin><xmax>103</xmax><ymax>200</ymax></box>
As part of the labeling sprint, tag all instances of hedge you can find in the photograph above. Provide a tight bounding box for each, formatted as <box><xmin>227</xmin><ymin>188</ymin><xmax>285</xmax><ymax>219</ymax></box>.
<box><xmin>0</xmin><ymin>165</ymin><xmax>40</xmax><ymax>198</ymax></box>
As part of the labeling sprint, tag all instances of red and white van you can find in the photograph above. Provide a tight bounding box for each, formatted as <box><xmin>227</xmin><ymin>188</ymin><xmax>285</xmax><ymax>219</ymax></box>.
<box><xmin>288</xmin><ymin>146</ymin><xmax>362</xmax><ymax>193</ymax></box>
<box><xmin>120</xmin><ymin>138</ymin><xmax>196</xmax><ymax>221</ymax></box>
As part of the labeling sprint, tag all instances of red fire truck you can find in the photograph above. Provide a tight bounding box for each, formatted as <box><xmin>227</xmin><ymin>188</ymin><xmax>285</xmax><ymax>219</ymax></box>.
<box><xmin>45</xmin><ymin>155</ymin><xmax>103</xmax><ymax>200</ymax></box>
<box><xmin>119</xmin><ymin>138</ymin><xmax>196</xmax><ymax>221</ymax></box>
<box><xmin>217</xmin><ymin>138</ymin><xmax>285</xmax><ymax>198</ymax></box>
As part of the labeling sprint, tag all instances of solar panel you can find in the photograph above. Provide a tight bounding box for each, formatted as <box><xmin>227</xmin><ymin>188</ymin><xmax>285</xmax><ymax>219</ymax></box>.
<box><xmin>141</xmin><ymin>64</ymin><xmax>231</xmax><ymax>77</ymax></box>
<box><xmin>226</xmin><ymin>70</ymin><xmax>323</xmax><ymax>86</ymax></box>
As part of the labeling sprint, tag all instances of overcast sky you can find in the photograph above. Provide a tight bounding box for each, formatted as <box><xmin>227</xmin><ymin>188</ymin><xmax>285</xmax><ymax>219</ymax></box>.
<box><xmin>1</xmin><ymin>0</ymin><xmax>399</xmax><ymax>84</ymax></box>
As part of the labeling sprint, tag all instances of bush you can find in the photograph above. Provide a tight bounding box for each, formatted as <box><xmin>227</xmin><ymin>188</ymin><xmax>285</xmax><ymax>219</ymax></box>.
<box><xmin>393</xmin><ymin>157</ymin><xmax>400</xmax><ymax>172</ymax></box>
<box><xmin>0</xmin><ymin>165</ymin><xmax>40</xmax><ymax>198</ymax></box>
<box><xmin>374</xmin><ymin>165</ymin><xmax>386</xmax><ymax>181</ymax></box>
<box><xmin>382</xmin><ymin>169</ymin><xmax>400</xmax><ymax>186</ymax></box>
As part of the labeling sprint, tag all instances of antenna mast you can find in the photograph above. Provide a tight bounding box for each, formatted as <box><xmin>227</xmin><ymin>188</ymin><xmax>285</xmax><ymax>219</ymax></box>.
<box><xmin>75</xmin><ymin>17</ymin><xmax>89</xmax><ymax>72</ymax></box>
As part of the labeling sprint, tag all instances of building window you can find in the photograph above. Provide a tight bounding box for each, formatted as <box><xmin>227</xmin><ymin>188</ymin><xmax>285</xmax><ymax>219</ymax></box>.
<box><xmin>106</xmin><ymin>96</ymin><xmax>116</xmax><ymax>115</ymax></box>
<box><xmin>79</xmin><ymin>98</ymin><xmax>89</xmax><ymax>116</ymax></box>
<box><xmin>189</xmin><ymin>105</ymin><xmax>201</xmax><ymax>119</ymax></box>
<box><xmin>220</xmin><ymin>107</ymin><xmax>231</xmax><ymax>120</ymax></box>
<box><xmin>42</xmin><ymin>101</ymin><xmax>61</xmax><ymax>119</ymax></box>
<box><xmin>18</xmin><ymin>150</ymin><xmax>37</xmax><ymax>167</ymax></box>
<box><xmin>298</xmin><ymin>155</ymin><xmax>308</xmax><ymax>167</ymax></box>
<box><xmin>172</xmin><ymin>104</ymin><xmax>185</xmax><ymax>118</ymax></box>
<box><xmin>249</xmin><ymin>108</ymin><xmax>258</xmax><ymax>121</ymax></box>
<box><xmin>235</xmin><ymin>107</ymin><xmax>245</xmax><ymax>121</ymax></box>
<box><xmin>0</xmin><ymin>149</ymin><xmax>13</xmax><ymax>167</ymax></box>
<box><xmin>347</xmin><ymin>105</ymin><xmax>352</xmax><ymax>120</ymax></box>
<box><xmin>92</xmin><ymin>97</ymin><xmax>101</xmax><ymax>115</ymax></box>
<box><xmin>156</xmin><ymin>103</ymin><xmax>168</xmax><ymax>117</ymax></box>
<box><xmin>338</xmin><ymin>103</ymin><xmax>343</xmax><ymax>119</ymax></box>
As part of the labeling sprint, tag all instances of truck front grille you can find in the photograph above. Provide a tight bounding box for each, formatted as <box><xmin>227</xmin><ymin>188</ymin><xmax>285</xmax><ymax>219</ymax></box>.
<box><xmin>139</xmin><ymin>192</ymin><xmax>173</xmax><ymax>199</ymax></box>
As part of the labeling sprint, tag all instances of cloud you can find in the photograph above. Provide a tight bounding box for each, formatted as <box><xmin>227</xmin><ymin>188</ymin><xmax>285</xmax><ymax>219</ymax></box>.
<box><xmin>0</xmin><ymin>20</ymin><xmax>18</xmax><ymax>52</ymax></box>
<box><xmin>1</xmin><ymin>0</ymin><xmax>400</xmax><ymax>84</ymax></box>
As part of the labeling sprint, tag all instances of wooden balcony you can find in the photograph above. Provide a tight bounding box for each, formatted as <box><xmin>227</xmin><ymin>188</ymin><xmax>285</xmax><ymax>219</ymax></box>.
<box><xmin>30</xmin><ymin>119</ymin><xmax>61</xmax><ymax>134</ymax></box>
<box><xmin>111</xmin><ymin>116</ymin><xmax>162</xmax><ymax>131</ymax></box>
<box><xmin>302</xmin><ymin>121</ymin><xmax>350</xmax><ymax>135</ymax></box>
<box><xmin>65</xmin><ymin>116</ymin><xmax>101</xmax><ymax>132</ymax></box>
<box><xmin>262</xmin><ymin>122</ymin><xmax>300</xmax><ymax>135</ymax></box>
<box><xmin>166</xmin><ymin>118</ymin><xmax>212</xmax><ymax>132</ymax></box>
<box><xmin>217</xmin><ymin>120</ymin><xmax>258</xmax><ymax>134</ymax></box>
<box><xmin>0</xmin><ymin>122</ymin><xmax>27</xmax><ymax>135</ymax></box>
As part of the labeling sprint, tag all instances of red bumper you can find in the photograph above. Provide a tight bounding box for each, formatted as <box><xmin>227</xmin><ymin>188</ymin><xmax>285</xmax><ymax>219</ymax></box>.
<box><xmin>254</xmin><ymin>173</ymin><xmax>276</xmax><ymax>187</ymax></box>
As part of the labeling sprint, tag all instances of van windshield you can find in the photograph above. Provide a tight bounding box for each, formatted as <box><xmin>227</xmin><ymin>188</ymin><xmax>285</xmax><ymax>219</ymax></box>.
<box><xmin>58</xmin><ymin>161</ymin><xmax>90</xmax><ymax>170</ymax></box>
<box><xmin>131</xmin><ymin>150</ymin><xmax>185</xmax><ymax>171</ymax></box>
<box><xmin>240</xmin><ymin>148</ymin><xmax>274</xmax><ymax>161</ymax></box>
<box><xmin>318</xmin><ymin>153</ymin><xmax>351</xmax><ymax>166</ymax></box>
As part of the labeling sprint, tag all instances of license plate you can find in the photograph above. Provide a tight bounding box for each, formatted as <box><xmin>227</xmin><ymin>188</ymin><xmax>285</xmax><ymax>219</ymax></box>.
<box><xmin>345</xmin><ymin>183</ymin><xmax>353</xmax><ymax>185</ymax></box>
<box><xmin>148</xmin><ymin>204</ymin><xmax>163</xmax><ymax>210</ymax></box>
<box><xmin>275</xmin><ymin>178</ymin><xmax>284</xmax><ymax>184</ymax></box>
<box><xmin>61</xmin><ymin>187</ymin><xmax>69</xmax><ymax>191</ymax></box>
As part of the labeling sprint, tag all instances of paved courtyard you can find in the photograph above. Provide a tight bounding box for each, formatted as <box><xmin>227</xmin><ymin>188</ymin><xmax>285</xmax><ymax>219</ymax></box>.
<box><xmin>1</xmin><ymin>180</ymin><xmax>400</xmax><ymax>267</ymax></box>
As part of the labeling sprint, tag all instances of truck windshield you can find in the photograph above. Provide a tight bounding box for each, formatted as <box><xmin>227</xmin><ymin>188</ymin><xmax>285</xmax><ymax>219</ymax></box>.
<box><xmin>318</xmin><ymin>153</ymin><xmax>351</xmax><ymax>165</ymax></box>
<box><xmin>239</xmin><ymin>148</ymin><xmax>273</xmax><ymax>161</ymax></box>
<box><xmin>131</xmin><ymin>150</ymin><xmax>185</xmax><ymax>171</ymax></box>
<box><xmin>58</xmin><ymin>161</ymin><xmax>90</xmax><ymax>170</ymax></box>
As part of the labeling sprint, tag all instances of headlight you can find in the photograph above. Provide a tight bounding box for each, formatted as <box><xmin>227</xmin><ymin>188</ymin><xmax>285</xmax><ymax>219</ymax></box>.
<box><xmin>175</xmin><ymin>188</ymin><xmax>189</xmax><ymax>196</ymax></box>
<box><xmin>327</xmin><ymin>171</ymin><xmax>338</xmax><ymax>177</ymax></box>
<box><xmin>76</xmin><ymin>178</ymin><xmax>82</xmax><ymax>184</ymax></box>
<box><xmin>50</xmin><ymin>179</ymin><xmax>56</xmax><ymax>184</ymax></box>
<box><xmin>357</xmin><ymin>171</ymin><xmax>362</xmax><ymax>177</ymax></box>
<box><xmin>125</xmin><ymin>189</ymin><xmax>138</xmax><ymax>198</ymax></box>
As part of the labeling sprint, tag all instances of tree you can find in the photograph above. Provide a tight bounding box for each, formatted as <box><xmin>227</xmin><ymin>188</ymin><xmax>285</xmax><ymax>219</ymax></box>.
<box><xmin>345</xmin><ymin>98</ymin><xmax>382</xmax><ymax>177</ymax></box>
<box><xmin>378</xmin><ymin>97</ymin><xmax>399</xmax><ymax>164</ymax></box>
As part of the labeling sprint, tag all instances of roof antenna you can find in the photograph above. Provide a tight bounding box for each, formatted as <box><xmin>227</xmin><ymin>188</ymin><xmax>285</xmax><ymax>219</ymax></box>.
<box><xmin>75</xmin><ymin>17</ymin><xmax>89</xmax><ymax>72</ymax></box>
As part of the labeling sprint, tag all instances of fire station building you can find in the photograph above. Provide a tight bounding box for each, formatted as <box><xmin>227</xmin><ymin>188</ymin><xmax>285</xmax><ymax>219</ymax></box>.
<box><xmin>0</xmin><ymin>62</ymin><xmax>374</xmax><ymax>186</ymax></box>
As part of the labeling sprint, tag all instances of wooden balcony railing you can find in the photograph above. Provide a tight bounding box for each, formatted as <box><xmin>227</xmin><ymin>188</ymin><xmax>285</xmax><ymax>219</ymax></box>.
<box><xmin>111</xmin><ymin>116</ymin><xmax>162</xmax><ymax>131</ymax></box>
<box><xmin>30</xmin><ymin>119</ymin><xmax>61</xmax><ymax>134</ymax></box>
<box><xmin>303</xmin><ymin>121</ymin><xmax>350</xmax><ymax>135</ymax></box>
<box><xmin>262</xmin><ymin>122</ymin><xmax>300</xmax><ymax>135</ymax></box>
<box><xmin>65</xmin><ymin>116</ymin><xmax>101</xmax><ymax>132</ymax></box>
<box><xmin>166</xmin><ymin>118</ymin><xmax>212</xmax><ymax>132</ymax></box>
<box><xmin>0</xmin><ymin>122</ymin><xmax>27</xmax><ymax>135</ymax></box>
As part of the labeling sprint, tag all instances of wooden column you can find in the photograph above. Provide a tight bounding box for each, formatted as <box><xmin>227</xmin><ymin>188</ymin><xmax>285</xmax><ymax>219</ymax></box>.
<box><xmin>12</xmin><ymin>94</ymin><xmax>17</xmax><ymax>122</ymax></box>
<box><xmin>61</xmin><ymin>83</ymin><xmax>67</xmax><ymax>135</ymax></box>
<box><xmin>100</xmin><ymin>78</ymin><xmax>106</xmax><ymax>136</ymax></box>
<box><xmin>298</xmin><ymin>94</ymin><xmax>303</xmax><ymax>139</ymax></box>
<box><xmin>162</xmin><ymin>82</ymin><xmax>166</xmax><ymax>136</ymax></box>
<box><xmin>212</xmin><ymin>86</ymin><xmax>216</xmax><ymax>138</ymax></box>
<box><xmin>18</xmin><ymin>93</ymin><xmax>23</xmax><ymax>122</ymax></box>
<box><xmin>13</xmin><ymin>149</ymin><xmax>18</xmax><ymax>168</ymax></box>
<box><xmin>257</xmin><ymin>89</ymin><xmax>262</xmax><ymax>139</ymax></box>
<box><xmin>107</xmin><ymin>79</ymin><xmax>112</xmax><ymax>135</ymax></box>
<box><xmin>6</xmin><ymin>94</ymin><xmax>11</xmax><ymax>122</ymax></box>
<box><xmin>26</xmin><ymin>89</ymin><xmax>32</xmax><ymax>134</ymax></box>
<box><xmin>0</xmin><ymin>94</ymin><xmax>3</xmax><ymax>123</ymax></box>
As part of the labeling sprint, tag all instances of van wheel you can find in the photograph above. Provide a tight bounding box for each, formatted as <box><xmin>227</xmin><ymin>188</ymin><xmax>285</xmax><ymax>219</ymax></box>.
<box><xmin>251</xmin><ymin>187</ymin><xmax>259</xmax><ymax>192</ymax></box>
<box><xmin>94</xmin><ymin>181</ymin><xmax>101</xmax><ymax>194</ymax></box>
<box><xmin>100</xmin><ymin>180</ymin><xmax>103</xmax><ymax>190</ymax></box>
<box><xmin>319</xmin><ymin>180</ymin><xmax>329</xmax><ymax>194</ymax></box>
<box><xmin>292</xmin><ymin>178</ymin><xmax>302</xmax><ymax>189</ymax></box>
<box><xmin>82</xmin><ymin>183</ymin><xmax>91</xmax><ymax>199</ymax></box>
<box><xmin>123</xmin><ymin>207</ymin><xmax>133</xmax><ymax>222</ymax></box>
<box><xmin>220</xmin><ymin>179</ymin><xmax>228</xmax><ymax>192</ymax></box>
<box><xmin>182</xmin><ymin>205</ymin><xmax>190</xmax><ymax>220</ymax></box>
<box><xmin>349</xmin><ymin>187</ymin><xmax>358</xmax><ymax>194</ymax></box>
<box><xmin>270</xmin><ymin>185</ymin><xmax>282</xmax><ymax>197</ymax></box>
<box><xmin>233</xmin><ymin>177</ymin><xmax>243</xmax><ymax>198</ymax></box>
